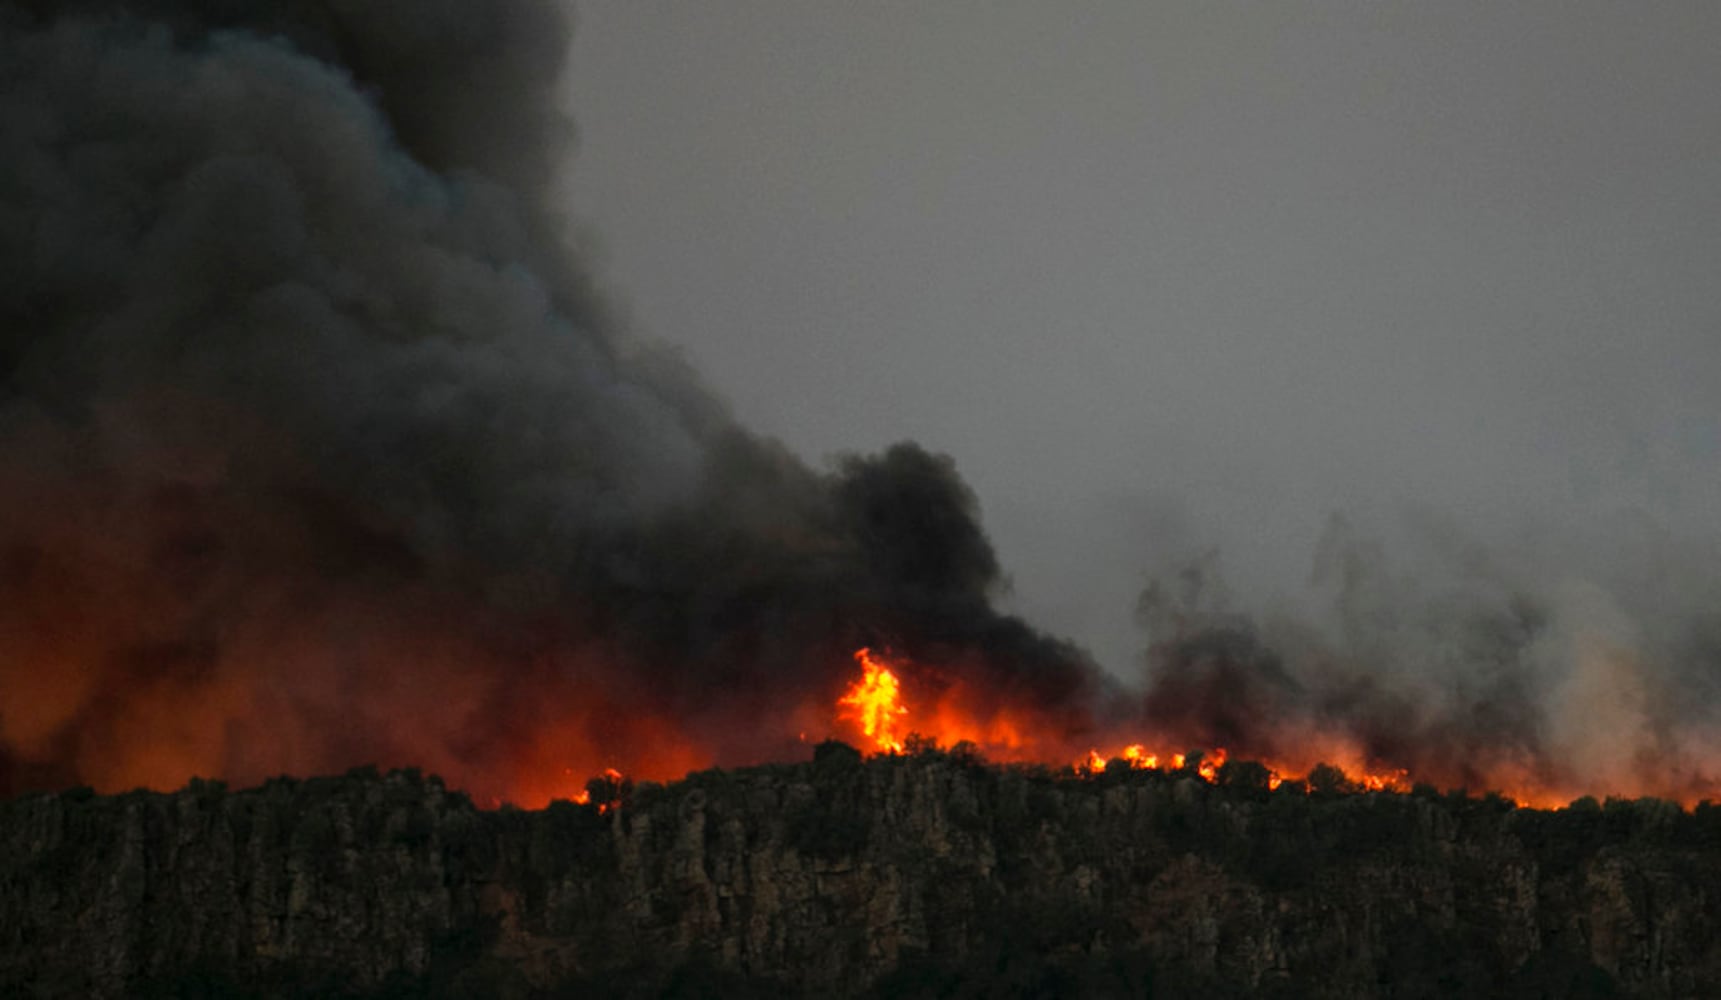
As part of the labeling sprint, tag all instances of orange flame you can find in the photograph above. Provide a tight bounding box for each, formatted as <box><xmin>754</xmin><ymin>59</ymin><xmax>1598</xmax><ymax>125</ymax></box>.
<box><xmin>838</xmin><ymin>648</ymin><xmax>909</xmax><ymax>753</ymax></box>
<box><xmin>829</xmin><ymin>649</ymin><xmax>1426</xmax><ymax>799</ymax></box>
<box><xmin>546</xmin><ymin>645</ymin><xmax>1715</xmax><ymax>814</ymax></box>
<box><xmin>1074</xmin><ymin>739</ymin><xmax>1411</xmax><ymax>795</ymax></box>
<box><xmin>565</xmin><ymin>766</ymin><xmax>625</xmax><ymax>813</ymax></box>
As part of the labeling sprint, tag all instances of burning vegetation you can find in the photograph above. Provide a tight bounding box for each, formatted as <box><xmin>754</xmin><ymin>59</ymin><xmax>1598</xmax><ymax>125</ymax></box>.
<box><xmin>533</xmin><ymin>643</ymin><xmax>1721</xmax><ymax>813</ymax></box>
<box><xmin>819</xmin><ymin>648</ymin><xmax>1543</xmax><ymax>810</ymax></box>
<box><xmin>4</xmin><ymin>0</ymin><xmax>1721</xmax><ymax>817</ymax></box>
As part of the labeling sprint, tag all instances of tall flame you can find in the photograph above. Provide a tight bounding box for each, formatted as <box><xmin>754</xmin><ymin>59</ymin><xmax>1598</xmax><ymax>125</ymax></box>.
<box><xmin>838</xmin><ymin>648</ymin><xmax>908</xmax><ymax>753</ymax></box>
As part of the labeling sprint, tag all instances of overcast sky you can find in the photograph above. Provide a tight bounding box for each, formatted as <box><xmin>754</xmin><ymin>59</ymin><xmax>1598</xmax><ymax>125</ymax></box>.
<box><xmin>561</xmin><ymin>2</ymin><xmax>1721</xmax><ymax>676</ymax></box>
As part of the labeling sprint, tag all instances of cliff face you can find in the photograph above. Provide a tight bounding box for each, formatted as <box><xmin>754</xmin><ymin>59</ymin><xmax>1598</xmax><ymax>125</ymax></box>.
<box><xmin>4</xmin><ymin>748</ymin><xmax>1721</xmax><ymax>998</ymax></box>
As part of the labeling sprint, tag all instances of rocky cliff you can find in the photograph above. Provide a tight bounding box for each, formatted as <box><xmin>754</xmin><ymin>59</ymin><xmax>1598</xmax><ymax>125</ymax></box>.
<box><xmin>4</xmin><ymin>745</ymin><xmax>1721</xmax><ymax>998</ymax></box>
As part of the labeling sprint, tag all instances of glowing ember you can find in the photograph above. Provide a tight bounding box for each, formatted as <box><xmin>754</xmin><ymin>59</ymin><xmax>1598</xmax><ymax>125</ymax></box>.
<box><xmin>838</xmin><ymin>648</ymin><xmax>909</xmax><ymax>753</ymax></box>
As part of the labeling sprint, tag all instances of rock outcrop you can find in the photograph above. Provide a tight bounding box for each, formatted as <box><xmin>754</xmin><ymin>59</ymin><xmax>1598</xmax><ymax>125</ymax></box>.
<box><xmin>5</xmin><ymin>746</ymin><xmax>1721</xmax><ymax>997</ymax></box>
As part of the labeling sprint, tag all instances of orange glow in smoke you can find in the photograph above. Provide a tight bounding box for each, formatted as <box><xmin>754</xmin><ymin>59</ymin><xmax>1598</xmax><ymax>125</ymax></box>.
<box><xmin>29</xmin><ymin>637</ymin><xmax>1719</xmax><ymax>813</ymax></box>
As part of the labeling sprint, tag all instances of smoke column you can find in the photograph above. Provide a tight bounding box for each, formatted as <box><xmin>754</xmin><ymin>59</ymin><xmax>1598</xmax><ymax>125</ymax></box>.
<box><xmin>6</xmin><ymin>2</ymin><xmax>1719</xmax><ymax>809</ymax></box>
<box><xmin>0</xmin><ymin>1</ymin><xmax>1104</xmax><ymax>802</ymax></box>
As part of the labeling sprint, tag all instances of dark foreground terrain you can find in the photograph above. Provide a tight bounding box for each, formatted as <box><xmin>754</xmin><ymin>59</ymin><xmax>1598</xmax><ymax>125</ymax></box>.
<box><xmin>4</xmin><ymin>745</ymin><xmax>1720</xmax><ymax>998</ymax></box>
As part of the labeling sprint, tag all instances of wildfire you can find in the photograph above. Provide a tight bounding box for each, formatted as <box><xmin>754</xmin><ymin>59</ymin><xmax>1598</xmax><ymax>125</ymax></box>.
<box><xmin>566</xmin><ymin>767</ymin><xmax>625</xmax><ymax>812</ymax></box>
<box><xmin>1073</xmin><ymin>741</ymin><xmax>1412</xmax><ymax>795</ymax></box>
<box><xmin>834</xmin><ymin>647</ymin><xmax>1419</xmax><ymax>799</ymax></box>
<box><xmin>838</xmin><ymin>648</ymin><xmax>909</xmax><ymax>753</ymax></box>
<box><xmin>519</xmin><ymin>647</ymin><xmax>1712</xmax><ymax>812</ymax></box>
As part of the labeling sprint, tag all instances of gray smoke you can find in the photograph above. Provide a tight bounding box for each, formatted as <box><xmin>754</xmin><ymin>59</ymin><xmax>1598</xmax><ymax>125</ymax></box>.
<box><xmin>1137</xmin><ymin>511</ymin><xmax>1721</xmax><ymax>801</ymax></box>
<box><xmin>0</xmin><ymin>1</ymin><xmax>1102</xmax><ymax>799</ymax></box>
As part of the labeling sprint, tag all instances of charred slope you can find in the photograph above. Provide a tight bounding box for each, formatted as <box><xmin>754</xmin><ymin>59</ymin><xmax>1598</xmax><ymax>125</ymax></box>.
<box><xmin>4</xmin><ymin>750</ymin><xmax>1721</xmax><ymax>998</ymax></box>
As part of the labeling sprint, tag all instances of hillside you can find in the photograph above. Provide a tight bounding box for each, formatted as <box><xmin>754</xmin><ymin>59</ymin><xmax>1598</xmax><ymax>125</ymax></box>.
<box><xmin>4</xmin><ymin>746</ymin><xmax>1720</xmax><ymax>998</ymax></box>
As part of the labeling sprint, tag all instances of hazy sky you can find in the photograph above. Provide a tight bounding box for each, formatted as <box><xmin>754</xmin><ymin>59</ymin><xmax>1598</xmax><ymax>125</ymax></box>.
<box><xmin>561</xmin><ymin>2</ymin><xmax>1721</xmax><ymax>675</ymax></box>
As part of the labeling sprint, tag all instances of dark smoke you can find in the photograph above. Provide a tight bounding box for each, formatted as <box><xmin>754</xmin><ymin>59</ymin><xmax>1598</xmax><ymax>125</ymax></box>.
<box><xmin>0</xmin><ymin>1</ymin><xmax>1104</xmax><ymax>799</ymax></box>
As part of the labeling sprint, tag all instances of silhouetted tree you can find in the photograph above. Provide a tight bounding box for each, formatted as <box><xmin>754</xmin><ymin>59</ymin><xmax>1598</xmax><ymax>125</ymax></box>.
<box><xmin>1218</xmin><ymin>759</ymin><xmax>1273</xmax><ymax>791</ymax></box>
<box><xmin>1307</xmin><ymin>763</ymin><xmax>1355</xmax><ymax>795</ymax></box>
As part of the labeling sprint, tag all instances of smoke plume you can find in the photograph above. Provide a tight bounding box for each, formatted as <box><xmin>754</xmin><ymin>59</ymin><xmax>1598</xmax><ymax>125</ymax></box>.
<box><xmin>0</xmin><ymin>1</ymin><xmax>1102</xmax><ymax>802</ymax></box>
<box><xmin>1135</xmin><ymin>513</ymin><xmax>1721</xmax><ymax>804</ymax></box>
<box><xmin>7</xmin><ymin>2</ymin><xmax>1716</xmax><ymax>809</ymax></box>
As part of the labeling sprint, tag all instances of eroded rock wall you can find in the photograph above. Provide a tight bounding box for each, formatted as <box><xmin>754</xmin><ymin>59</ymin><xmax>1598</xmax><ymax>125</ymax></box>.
<box><xmin>4</xmin><ymin>751</ymin><xmax>1721</xmax><ymax>997</ymax></box>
